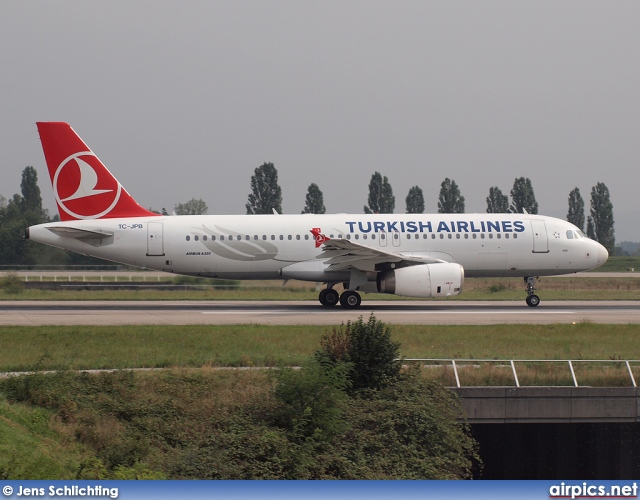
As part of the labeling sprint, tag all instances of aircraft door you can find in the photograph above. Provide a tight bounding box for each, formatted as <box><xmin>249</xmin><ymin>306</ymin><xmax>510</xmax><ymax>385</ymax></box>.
<box><xmin>531</xmin><ymin>220</ymin><xmax>549</xmax><ymax>253</ymax></box>
<box><xmin>147</xmin><ymin>222</ymin><xmax>165</xmax><ymax>256</ymax></box>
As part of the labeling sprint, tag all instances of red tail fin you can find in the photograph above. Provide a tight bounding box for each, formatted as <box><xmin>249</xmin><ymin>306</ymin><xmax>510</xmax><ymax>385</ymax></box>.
<box><xmin>36</xmin><ymin>122</ymin><xmax>159</xmax><ymax>220</ymax></box>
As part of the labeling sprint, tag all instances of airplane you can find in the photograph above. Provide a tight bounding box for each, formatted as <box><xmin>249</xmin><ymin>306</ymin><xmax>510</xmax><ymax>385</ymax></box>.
<box><xmin>26</xmin><ymin>122</ymin><xmax>609</xmax><ymax>309</ymax></box>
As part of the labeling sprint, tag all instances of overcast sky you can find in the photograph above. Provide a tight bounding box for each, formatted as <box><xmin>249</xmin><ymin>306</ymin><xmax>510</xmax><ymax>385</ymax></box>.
<box><xmin>2</xmin><ymin>1</ymin><xmax>639</xmax><ymax>241</ymax></box>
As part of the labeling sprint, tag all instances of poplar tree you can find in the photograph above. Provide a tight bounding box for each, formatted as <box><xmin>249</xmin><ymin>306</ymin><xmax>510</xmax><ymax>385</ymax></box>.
<box><xmin>302</xmin><ymin>183</ymin><xmax>326</xmax><ymax>214</ymax></box>
<box><xmin>567</xmin><ymin>187</ymin><xmax>585</xmax><ymax>231</ymax></box>
<box><xmin>364</xmin><ymin>172</ymin><xmax>394</xmax><ymax>214</ymax></box>
<box><xmin>509</xmin><ymin>177</ymin><xmax>538</xmax><ymax>214</ymax></box>
<box><xmin>405</xmin><ymin>186</ymin><xmax>425</xmax><ymax>214</ymax></box>
<box><xmin>437</xmin><ymin>178</ymin><xmax>465</xmax><ymax>214</ymax></box>
<box><xmin>587</xmin><ymin>182</ymin><xmax>615</xmax><ymax>253</ymax></box>
<box><xmin>246</xmin><ymin>162</ymin><xmax>283</xmax><ymax>215</ymax></box>
<box><xmin>486</xmin><ymin>186</ymin><xmax>509</xmax><ymax>213</ymax></box>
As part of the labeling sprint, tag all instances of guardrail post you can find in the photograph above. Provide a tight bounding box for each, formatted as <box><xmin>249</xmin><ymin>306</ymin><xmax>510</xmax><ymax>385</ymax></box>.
<box><xmin>510</xmin><ymin>360</ymin><xmax>520</xmax><ymax>387</ymax></box>
<box><xmin>452</xmin><ymin>360</ymin><xmax>461</xmax><ymax>388</ymax></box>
<box><xmin>568</xmin><ymin>360</ymin><xmax>578</xmax><ymax>387</ymax></box>
<box><xmin>626</xmin><ymin>361</ymin><xmax>637</xmax><ymax>387</ymax></box>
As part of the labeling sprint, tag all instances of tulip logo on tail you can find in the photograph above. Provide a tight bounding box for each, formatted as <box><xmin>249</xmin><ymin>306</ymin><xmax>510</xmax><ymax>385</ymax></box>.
<box><xmin>310</xmin><ymin>228</ymin><xmax>330</xmax><ymax>248</ymax></box>
<box><xmin>53</xmin><ymin>152</ymin><xmax>122</xmax><ymax>219</ymax></box>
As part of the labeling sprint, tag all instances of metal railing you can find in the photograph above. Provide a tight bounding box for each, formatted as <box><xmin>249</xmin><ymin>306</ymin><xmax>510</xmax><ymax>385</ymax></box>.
<box><xmin>405</xmin><ymin>358</ymin><xmax>640</xmax><ymax>388</ymax></box>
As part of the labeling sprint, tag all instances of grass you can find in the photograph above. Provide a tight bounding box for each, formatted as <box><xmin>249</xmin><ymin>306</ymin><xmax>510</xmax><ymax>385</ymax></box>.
<box><xmin>2</xmin><ymin>276</ymin><xmax>640</xmax><ymax>300</ymax></box>
<box><xmin>1</xmin><ymin>323</ymin><xmax>640</xmax><ymax>373</ymax></box>
<box><xmin>0</xmin><ymin>393</ymin><xmax>91</xmax><ymax>479</ymax></box>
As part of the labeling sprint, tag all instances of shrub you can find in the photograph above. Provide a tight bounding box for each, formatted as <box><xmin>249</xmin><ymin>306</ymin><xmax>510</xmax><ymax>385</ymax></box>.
<box><xmin>317</xmin><ymin>314</ymin><xmax>401</xmax><ymax>393</ymax></box>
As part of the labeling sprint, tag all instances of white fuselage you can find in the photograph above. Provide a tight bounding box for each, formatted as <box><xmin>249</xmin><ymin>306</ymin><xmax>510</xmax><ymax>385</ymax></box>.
<box><xmin>28</xmin><ymin>213</ymin><xmax>608</xmax><ymax>287</ymax></box>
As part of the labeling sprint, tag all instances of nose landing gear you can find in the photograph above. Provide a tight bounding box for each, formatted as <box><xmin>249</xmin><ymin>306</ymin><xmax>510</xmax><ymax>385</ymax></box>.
<box><xmin>525</xmin><ymin>276</ymin><xmax>540</xmax><ymax>307</ymax></box>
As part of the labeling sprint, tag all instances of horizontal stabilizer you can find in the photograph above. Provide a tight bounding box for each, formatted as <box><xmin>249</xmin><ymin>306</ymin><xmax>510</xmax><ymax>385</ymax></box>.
<box><xmin>46</xmin><ymin>226</ymin><xmax>114</xmax><ymax>240</ymax></box>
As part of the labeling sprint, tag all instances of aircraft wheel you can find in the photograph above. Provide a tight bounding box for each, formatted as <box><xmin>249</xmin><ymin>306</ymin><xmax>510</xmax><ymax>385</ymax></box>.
<box><xmin>340</xmin><ymin>290</ymin><xmax>362</xmax><ymax>309</ymax></box>
<box><xmin>526</xmin><ymin>295</ymin><xmax>540</xmax><ymax>307</ymax></box>
<box><xmin>319</xmin><ymin>288</ymin><xmax>339</xmax><ymax>307</ymax></box>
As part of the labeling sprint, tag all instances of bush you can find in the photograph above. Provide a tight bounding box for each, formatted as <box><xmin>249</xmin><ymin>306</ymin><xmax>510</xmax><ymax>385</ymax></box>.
<box><xmin>0</xmin><ymin>273</ymin><xmax>24</xmax><ymax>294</ymax></box>
<box><xmin>317</xmin><ymin>314</ymin><xmax>401</xmax><ymax>393</ymax></box>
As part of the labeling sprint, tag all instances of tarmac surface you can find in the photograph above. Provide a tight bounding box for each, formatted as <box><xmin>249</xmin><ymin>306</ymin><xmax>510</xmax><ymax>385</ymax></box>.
<box><xmin>0</xmin><ymin>300</ymin><xmax>638</xmax><ymax>326</ymax></box>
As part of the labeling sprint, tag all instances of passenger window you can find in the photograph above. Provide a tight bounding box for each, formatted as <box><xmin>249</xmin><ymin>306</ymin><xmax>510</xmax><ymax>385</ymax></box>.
<box><xmin>288</xmin><ymin>235</ymin><xmax>292</xmax><ymax>240</ymax></box>
<box><xmin>481</xmin><ymin>234</ymin><xmax>485</xmax><ymax>239</ymax></box>
<box><xmin>220</xmin><ymin>236</ymin><xmax>225</xmax><ymax>241</ymax></box>
<box><xmin>505</xmin><ymin>234</ymin><xmax>509</xmax><ymax>239</ymax></box>
<box><xmin>186</xmin><ymin>235</ymin><xmax>190</xmax><ymax>241</ymax></box>
<box><xmin>464</xmin><ymin>234</ymin><xmax>469</xmax><ymax>239</ymax></box>
<box><xmin>305</xmin><ymin>235</ymin><xmax>309</xmax><ymax>240</ymax></box>
<box><xmin>296</xmin><ymin>235</ymin><xmax>300</xmax><ymax>240</ymax></box>
<box><xmin>431</xmin><ymin>234</ymin><xmax>435</xmax><ymax>239</ymax></box>
<box><xmin>489</xmin><ymin>234</ymin><xmax>493</xmax><ymax>239</ymax></box>
<box><xmin>271</xmin><ymin>235</ymin><xmax>275</xmax><ymax>240</ymax></box>
<box><xmin>262</xmin><ymin>235</ymin><xmax>267</xmax><ymax>240</ymax></box>
<box><xmin>355</xmin><ymin>234</ymin><xmax>359</xmax><ymax>240</ymax></box>
<box><xmin>246</xmin><ymin>235</ymin><xmax>250</xmax><ymax>240</ymax></box>
<box><xmin>497</xmin><ymin>234</ymin><xmax>501</xmax><ymax>239</ymax></box>
<box><xmin>363</xmin><ymin>234</ymin><xmax>368</xmax><ymax>239</ymax></box>
<box><xmin>203</xmin><ymin>235</ymin><xmax>207</xmax><ymax>241</ymax></box>
<box><xmin>514</xmin><ymin>234</ymin><xmax>518</xmax><ymax>239</ymax></box>
<box><xmin>393</xmin><ymin>233</ymin><xmax>398</xmax><ymax>240</ymax></box>
<box><xmin>371</xmin><ymin>234</ymin><xmax>376</xmax><ymax>240</ymax></box>
<box><xmin>381</xmin><ymin>234</ymin><xmax>386</xmax><ymax>240</ymax></box>
<box><xmin>440</xmin><ymin>234</ymin><xmax>444</xmax><ymax>239</ymax></box>
<box><xmin>212</xmin><ymin>235</ymin><xmax>216</xmax><ymax>241</ymax></box>
<box><xmin>448</xmin><ymin>234</ymin><xmax>452</xmax><ymax>239</ymax></box>
<box><xmin>194</xmin><ymin>235</ymin><xmax>199</xmax><ymax>241</ymax></box>
<box><xmin>456</xmin><ymin>234</ymin><xmax>460</xmax><ymax>239</ymax></box>
<box><xmin>473</xmin><ymin>234</ymin><xmax>477</xmax><ymax>239</ymax></box>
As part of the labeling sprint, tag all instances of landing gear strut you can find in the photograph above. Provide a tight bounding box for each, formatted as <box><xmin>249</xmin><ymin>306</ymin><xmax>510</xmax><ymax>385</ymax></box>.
<box><xmin>525</xmin><ymin>277</ymin><xmax>540</xmax><ymax>307</ymax></box>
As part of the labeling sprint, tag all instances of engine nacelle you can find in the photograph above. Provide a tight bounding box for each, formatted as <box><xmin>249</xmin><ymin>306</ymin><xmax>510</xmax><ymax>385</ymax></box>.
<box><xmin>377</xmin><ymin>263</ymin><xmax>464</xmax><ymax>298</ymax></box>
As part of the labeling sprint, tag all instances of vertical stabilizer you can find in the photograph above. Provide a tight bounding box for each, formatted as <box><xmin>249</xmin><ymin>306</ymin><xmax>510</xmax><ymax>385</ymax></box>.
<box><xmin>36</xmin><ymin>122</ymin><xmax>159</xmax><ymax>220</ymax></box>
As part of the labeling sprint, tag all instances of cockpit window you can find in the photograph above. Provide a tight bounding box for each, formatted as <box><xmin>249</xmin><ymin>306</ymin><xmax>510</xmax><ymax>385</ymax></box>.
<box><xmin>566</xmin><ymin>230</ymin><xmax>574</xmax><ymax>239</ymax></box>
<box><xmin>576</xmin><ymin>230</ymin><xmax>585</xmax><ymax>238</ymax></box>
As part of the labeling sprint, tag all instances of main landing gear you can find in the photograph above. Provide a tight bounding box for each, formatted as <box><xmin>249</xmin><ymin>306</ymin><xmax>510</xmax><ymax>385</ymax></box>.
<box><xmin>525</xmin><ymin>276</ymin><xmax>540</xmax><ymax>307</ymax></box>
<box><xmin>318</xmin><ymin>286</ymin><xmax>362</xmax><ymax>309</ymax></box>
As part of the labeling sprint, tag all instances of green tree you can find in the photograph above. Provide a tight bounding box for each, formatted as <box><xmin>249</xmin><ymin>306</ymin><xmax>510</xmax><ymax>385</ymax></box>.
<box><xmin>301</xmin><ymin>183</ymin><xmax>325</xmax><ymax>214</ymax></box>
<box><xmin>317</xmin><ymin>315</ymin><xmax>401</xmax><ymax>393</ymax></box>
<box><xmin>246</xmin><ymin>163</ymin><xmax>283</xmax><ymax>215</ymax></box>
<box><xmin>567</xmin><ymin>187</ymin><xmax>585</xmax><ymax>231</ymax></box>
<box><xmin>587</xmin><ymin>182</ymin><xmax>615</xmax><ymax>253</ymax></box>
<box><xmin>437</xmin><ymin>178</ymin><xmax>465</xmax><ymax>214</ymax></box>
<box><xmin>486</xmin><ymin>186</ymin><xmax>509</xmax><ymax>213</ymax></box>
<box><xmin>20</xmin><ymin>166</ymin><xmax>46</xmax><ymax>221</ymax></box>
<box><xmin>174</xmin><ymin>198</ymin><xmax>208</xmax><ymax>215</ymax></box>
<box><xmin>364</xmin><ymin>172</ymin><xmax>394</xmax><ymax>214</ymax></box>
<box><xmin>509</xmin><ymin>177</ymin><xmax>538</xmax><ymax>214</ymax></box>
<box><xmin>0</xmin><ymin>167</ymin><xmax>53</xmax><ymax>265</ymax></box>
<box><xmin>405</xmin><ymin>186</ymin><xmax>425</xmax><ymax>214</ymax></box>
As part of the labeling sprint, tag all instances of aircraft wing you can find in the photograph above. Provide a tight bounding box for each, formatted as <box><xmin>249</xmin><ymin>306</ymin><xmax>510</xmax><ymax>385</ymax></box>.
<box><xmin>316</xmin><ymin>238</ymin><xmax>446</xmax><ymax>272</ymax></box>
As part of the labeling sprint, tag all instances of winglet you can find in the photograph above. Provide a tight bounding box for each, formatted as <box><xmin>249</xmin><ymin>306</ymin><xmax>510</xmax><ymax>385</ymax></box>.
<box><xmin>36</xmin><ymin>122</ymin><xmax>159</xmax><ymax>221</ymax></box>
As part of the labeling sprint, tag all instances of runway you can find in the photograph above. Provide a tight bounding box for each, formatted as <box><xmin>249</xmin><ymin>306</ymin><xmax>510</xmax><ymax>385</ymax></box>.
<box><xmin>0</xmin><ymin>300</ymin><xmax>638</xmax><ymax>325</ymax></box>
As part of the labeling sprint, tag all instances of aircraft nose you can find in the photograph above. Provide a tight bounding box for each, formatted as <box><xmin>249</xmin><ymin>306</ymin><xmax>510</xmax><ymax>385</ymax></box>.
<box><xmin>596</xmin><ymin>242</ymin><xmax>609</xmax><ymax>265</ymax></box>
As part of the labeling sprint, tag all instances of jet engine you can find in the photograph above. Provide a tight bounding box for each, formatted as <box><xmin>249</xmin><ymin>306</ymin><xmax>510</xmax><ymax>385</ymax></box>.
<box><xmin>377</xmin><ymin>263</ymin><xmax>464</xmax><ymax>298</ymax></box>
